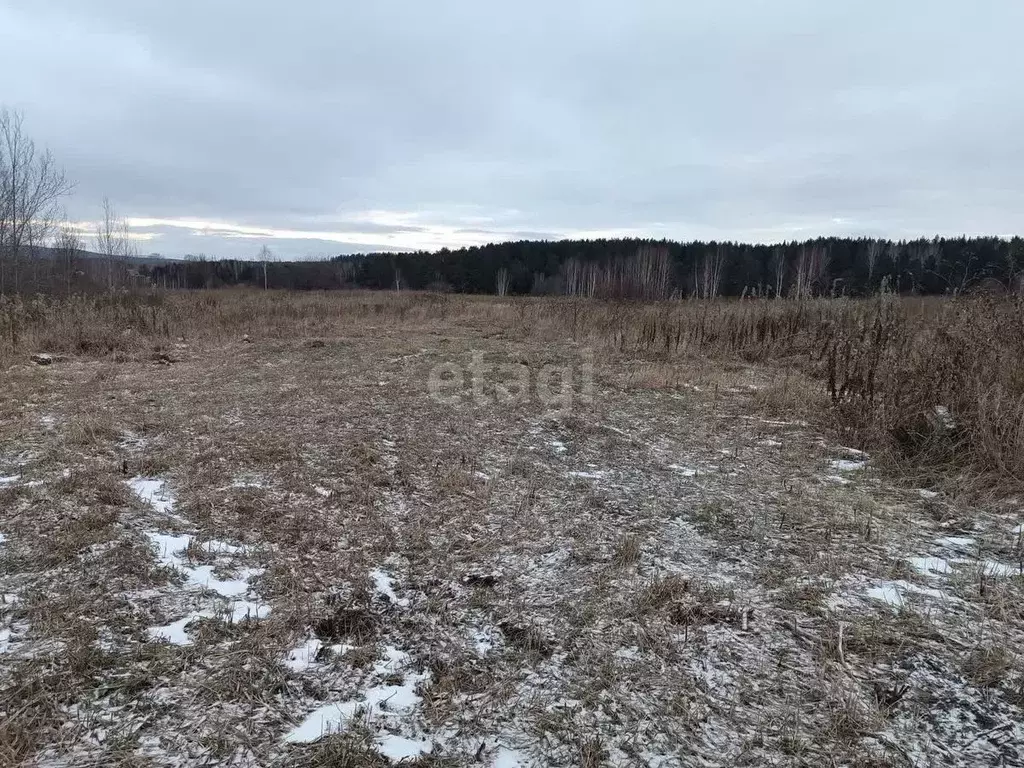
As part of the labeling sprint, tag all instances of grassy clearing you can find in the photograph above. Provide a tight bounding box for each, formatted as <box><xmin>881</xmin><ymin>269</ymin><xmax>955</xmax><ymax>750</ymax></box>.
<box><xmin>0</xmin><ymin>290</ymin><xmax>1023</xmax><ymax>766</ymax></box>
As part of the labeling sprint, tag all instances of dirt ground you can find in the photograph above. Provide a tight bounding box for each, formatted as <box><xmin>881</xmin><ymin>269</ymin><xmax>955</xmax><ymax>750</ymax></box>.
<box><xmin>1</xmin><ymin>309</ymin><xmax>1022</xmax><ymax>767</ymax></box>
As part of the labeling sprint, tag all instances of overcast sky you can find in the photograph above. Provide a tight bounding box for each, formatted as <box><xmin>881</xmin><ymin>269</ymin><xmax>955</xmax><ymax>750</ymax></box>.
<box><xmin>2</xmin><ymin>1</ymin><xmax>1023</xmax><ymax>259</ymax></box>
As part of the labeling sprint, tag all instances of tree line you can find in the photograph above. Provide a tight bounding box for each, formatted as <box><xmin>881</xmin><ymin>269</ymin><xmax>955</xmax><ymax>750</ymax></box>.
<box><xmin>146</xmin><ymin>235</ymin><xmax>1024</xmax><ymax>298</ymax></box>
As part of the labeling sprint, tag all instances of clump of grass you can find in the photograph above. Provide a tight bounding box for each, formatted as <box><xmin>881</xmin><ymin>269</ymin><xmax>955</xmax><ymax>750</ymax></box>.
<box><xmin>611</xmin><ymin>533</ymin><xmax>642</xmax><ymax>567</ymax></box>
<box><xmin>963</xmin><ymin>644</ymin><xmax>1016</xmax><ymax>688</ymax></box>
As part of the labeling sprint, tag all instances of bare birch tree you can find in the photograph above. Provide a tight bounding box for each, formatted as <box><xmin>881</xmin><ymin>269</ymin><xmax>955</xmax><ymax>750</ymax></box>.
<box><xmin>495</xmin><ymin>267</ymin><xmax>510</xmax><ymax>296</ymax></box>
<box><xmin>257</xmin><ymin>244</ymin><xmax>273</xmax><ymax>289</ymax></box>
<box><xmin>771</xmin><ymin>245</ymin><xmax>787</xmax><ymax>298</ymax></box>
<box><xmin>0</xmin><ymin>108</ymin><xmax>73</xmax><ymax>294</ymax></box>
<box><xmin>865</xmin><ymin>239</ymin><xmax>882</xmax><ymax>292</ymax></box>
<box><xmin>694</xmin><ymin>246</ymin><xmax>725</xmax><ymax>299</ymax></box>
<box><xmin>95</xmin><ymin>197</ymin><xmax>138</xmax><ymax>290</ymax></box>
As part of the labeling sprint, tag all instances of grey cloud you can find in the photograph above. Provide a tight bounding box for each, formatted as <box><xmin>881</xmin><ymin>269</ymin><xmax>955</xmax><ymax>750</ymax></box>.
<box><xmin>2</xmin><ymin>1</ymin><xmax>1023</xmax><ymax>259</ymax></box>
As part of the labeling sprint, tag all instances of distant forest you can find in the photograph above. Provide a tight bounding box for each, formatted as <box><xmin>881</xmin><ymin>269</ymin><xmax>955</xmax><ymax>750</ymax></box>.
<box><xmin>144</xmin><ymin>236</ymin><xmax>1024</xmax><ymax>298</ymax></box>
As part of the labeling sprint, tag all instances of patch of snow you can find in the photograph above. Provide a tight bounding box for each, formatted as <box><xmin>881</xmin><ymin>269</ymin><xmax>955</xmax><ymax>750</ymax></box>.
<box><xmin>0</xmin><ymin>533</ymin><xmax>6</xmax><ymax>546</ymax></box>
<box><xmin>1013</xmin><ymin>522</ymin><xmax>1024</xmax><ymax>535</ymax></box>
<box><xmin>128</xmin><ymin>477</ymin><xmax>177</xmax><ymax>516</ymax></box>
<box><xmin>491</xmin><ymin>749</ymin><xmax>532</xmax><ymax>765</ymax></box>
<box><xmin>187</xmin><ymin>565</ymin><xmax>260</xmax><ymax>598</ymax></box>
<box><xmin>283</xmin><ymin>645</ymin><xmax>431</xmax><ymax>748</ymax></box>
<box><xmin>668</xmin><ymin>464</ymin><xmax>697</xmax><ymax>477</ymax></box>
<box><xmin>147</xmin><ymin>533</ymin><xmax>192</xmax><ymax>569</ymax></box>
<box><xmin>148</xmin><ymin>612</ymin><xmax>212</xmax><ymax>645</ymax></box>
<box><xmin>282</xmin><ymin>702</ymin><xmax>349</xmax><ymax>742</ymax></box>
<box><xmin>284</xmin><ymin>637</ymin><xmax>354</xmax><ymax>672</ymax></box>
<box><xmin>919</xmin><ymin>489</ymin><xmax>940</xmax><ymax>500</ymax></box>
<box><xmin>568</xmin><ymin>470</ymin><xmax>607</xmax><ymax>480</ymax></box>
<box><xmin>376</xmin><ymin>734</ymin><xmax>431</xmax><ymax>762</ymax></box>
<box><xmin>932</xmin><ymin>405</ymin><xmax>957</xmax><ymax>430</ymax></box>
<box><xmin>0</xmin><ymin>628</ymin><xmax>14</xmax><ymax>653</ymax></box>
<box><xmin>227</xmin><ymin>600</ymin><xmax>271</xmax><ymax>622</ymax></box>
<box><xmin>982</xmin><ymin>560</ymin><xmax>1020</xmax><ymax>578</ymax></box>
<box><xmin>909</xmin><ymin>556</ymin><xmax>952</xmax><ymax>575</ymax></box>
<box><xmin>829</xmin><ymin>459</ymin><xmax>867</xmax><ymax>472</ymax></box>
<box><xmin>472</xmin><ymin>627</ymin><xmax>497</xmax><ymax>656</ymax></box>
<box><xmin>549</xmin><ymin>440</ymin><xmax>567</xmax><ymax>454</ymax></box>
<box><xmin>866</xmin><ymin>580</ymin><xmax>946</xmax><ymax>606</ymax></box>
<box><xmin>935</xmin><ymin>536</ymin><xmax>974</xmax><ymax>551</ymax></box>
<box><xmin>0</xmin><ymin>474</ymin><xmax>21</xmax><ymax>486</ymax></box>
<box><xmin>370</xmin><ymin>568</ymin><xmax>409</xmax><ymax>607</ymax></box>
<box><xmin>760</xmin><ymin>439</ymin><xmax>782</xmax><ymax>447</ymax></box>
<box><xmin>825</xmin><ymin>475</ymin><xmax>851</xmax><ymax>485</ymax></box>
<box><xmin>313</xmin><ymin>485</ymin><xmax>331</xmax><ymax>497</ymax></box>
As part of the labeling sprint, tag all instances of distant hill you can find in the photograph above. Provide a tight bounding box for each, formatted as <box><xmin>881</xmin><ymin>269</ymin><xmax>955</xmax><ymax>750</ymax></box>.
<box><xmin>21</xmin><ymin>245</ymin><xmax>174</xmax><ymax>267</ymax></box>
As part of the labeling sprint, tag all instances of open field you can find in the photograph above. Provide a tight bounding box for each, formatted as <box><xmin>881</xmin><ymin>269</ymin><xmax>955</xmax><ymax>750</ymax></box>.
<box><xmin>1</xmin><ymin>291</ymin><xmax>1024</xmax><ymax>766</ymax></box>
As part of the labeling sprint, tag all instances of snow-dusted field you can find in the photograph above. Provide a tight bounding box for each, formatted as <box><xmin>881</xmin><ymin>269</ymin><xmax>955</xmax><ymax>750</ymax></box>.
<box><xmin>1</xmin><ymin>317</ymin><xmax>1023</xmax><ymax>767</ymax></box>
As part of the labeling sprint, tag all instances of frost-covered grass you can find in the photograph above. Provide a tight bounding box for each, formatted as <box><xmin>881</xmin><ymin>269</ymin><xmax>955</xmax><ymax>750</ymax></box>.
<box><xmin>1</xmin><ymin>297</ymin><xmax>1023</xmax><ymax>766</ymax></box>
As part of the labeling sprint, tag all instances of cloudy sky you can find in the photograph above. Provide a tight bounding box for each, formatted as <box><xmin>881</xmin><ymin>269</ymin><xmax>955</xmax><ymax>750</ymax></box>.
<box><xmin>2</xmin><ymin>1</ymin><xmax>1023</xmax><ymax>259</ymax></box>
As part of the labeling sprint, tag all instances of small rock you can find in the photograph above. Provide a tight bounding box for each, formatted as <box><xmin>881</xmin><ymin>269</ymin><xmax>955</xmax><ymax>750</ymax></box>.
<box><xmin>242</xmin><ymin>334</ymin><xmax>252</xmax><ymax>343</ymax></box>
<box><xmin>30</xmin><ymin>353</ymin><xmax>54</xmax><ymax>366</ymax></box>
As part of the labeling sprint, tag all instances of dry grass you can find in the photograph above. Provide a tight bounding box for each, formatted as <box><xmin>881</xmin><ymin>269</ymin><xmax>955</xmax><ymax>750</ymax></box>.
<box><xmin>5</xmin><ymin>290</ymin><xmax>1023</xmax><ymax>496</ymax></box>
<box><xmin>1</xmin><ymin>289</ymin><xmax>1023</xmax><ymax>766</ymax></box>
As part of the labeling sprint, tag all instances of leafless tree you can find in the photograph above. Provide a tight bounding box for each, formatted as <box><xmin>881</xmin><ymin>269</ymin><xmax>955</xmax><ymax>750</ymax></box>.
<box><xmin>865</xmin><ymin>239</ymin><xmax>882</xmax><ymax>291</ymax></box>
<box><xmin>792</xmin><ymin>243</ymin><xmax>830</xmax><ymax>299</ymax></box>
<box><xmin>495</xmin><ymin>267</ymin><xmax>510</xmax><ymax>297</ymax></box>
<box><xmin>0</xmin><ymin>108</ymin><xmax>73</xmax><ymax>294</ymax></box>
<box><xmin>257</xmin><ymin>244</ymin><xmax>273</xmax><ymax>290</ymax></box>
<box><xmin>54</xmin><ymin>220</ymin><xmax>81</xmax><ymax>295</ymax></box>
<box><xmin>771</xmin><ymin>245</ymin><xmax>787</xmax><ymax>298</ymax></box>
<box><xmin>95</xmin><ymin>197</ymin><xmax>138</xmax><ymax>290</ymax></box>
<box><xmin>694</xmin><ymin>246</ymin><xmax>725</xmax><ymax>299</ymax></box>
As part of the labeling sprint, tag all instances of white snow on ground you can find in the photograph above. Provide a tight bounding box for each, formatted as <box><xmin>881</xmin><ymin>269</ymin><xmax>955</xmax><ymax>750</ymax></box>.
<box><xmin>906</xmin><ymin>535</ymin><xmax>1020</xmax><ymax>583</ymax></box>
<box><xmin>148</xmin><ymin>612</ymin><xmax>212</xmax><ymax>645</ymax></box>
<box><xmin>0</xmin><ymin>533</ymin><xmax>6</xmax><ymax>546</ymax></box>
<box><xmin>982</xmin><ymin>560</ymin><xmax>1020</xmax><ymax>577</ymax></box>
<box><xmin>935</xmin><ymin>535</ymin><xmax>975</xmax><ymax>550</ymax></box>
<box><xmin>549</xmin><ymin>439</ymin><xmax>567</xmax><ymax>454</ymax></box>
<box><xmin>283</xmin><ymin>645</ymin><xmax>433</xmax><ymax>757</ymax></box>
<box><xmin>568</xmin><ymin>469</ymin><xmax>608</xmax><ymax>480</ymax></box>
<box><xmin>283</xmin><ymin>637</ymin><xmax>354</xmax><ymax>672</ymax></box>
<box><xmin>0</xmin><ymin>474</ymin><xmax>20</xmax><ymax>485</ymax></box>
<box><xmin>130</xmin><ymin>477</ymin><xmax>270</xmax><ymax>645</ymax></box>
<box><xmin>492</xmin><ymin>747</ymin><xmax>532</xmax><ymax>767</ymax></box>
<box><xmin>919</xmin><ymin>489</ymin><xmax>940</xmax><ymax>500</ymax></box>
<box><xmin>668</xmin><ymin>464</ymin><xmax>698</xmax><ymax>477</ymax></box>
<box><xmin>866</xmin><ymin>580</ymin><xmax>947</xmax><ymax>606</ymax></box>
<box><xmin>370</xmin><ymin>568</ymin><xmax>409</xmax><ymax>607</ymax></box>
<box><xmin>377</xmin><ymin>734</ymin><xmax>433</xmax><ymax>762</ymax></box>
<box><xmin>825</xmin><ymin>474</ymin><xmax>851</xmax><ymax>485</ymax></box>
<box><xmin>909</xmin><ymin>556</ymin><xmax>952</xmax><ymax>575</ymax></box>
<box><xmin>128</xmin><ymin>477</ymin><xmax>178</xmax><ymax>516</ymax></box>
<box><xmin>830</xmin><ymin>459</ymin><xmax>867</xmax><ymax>472</ymax></box>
